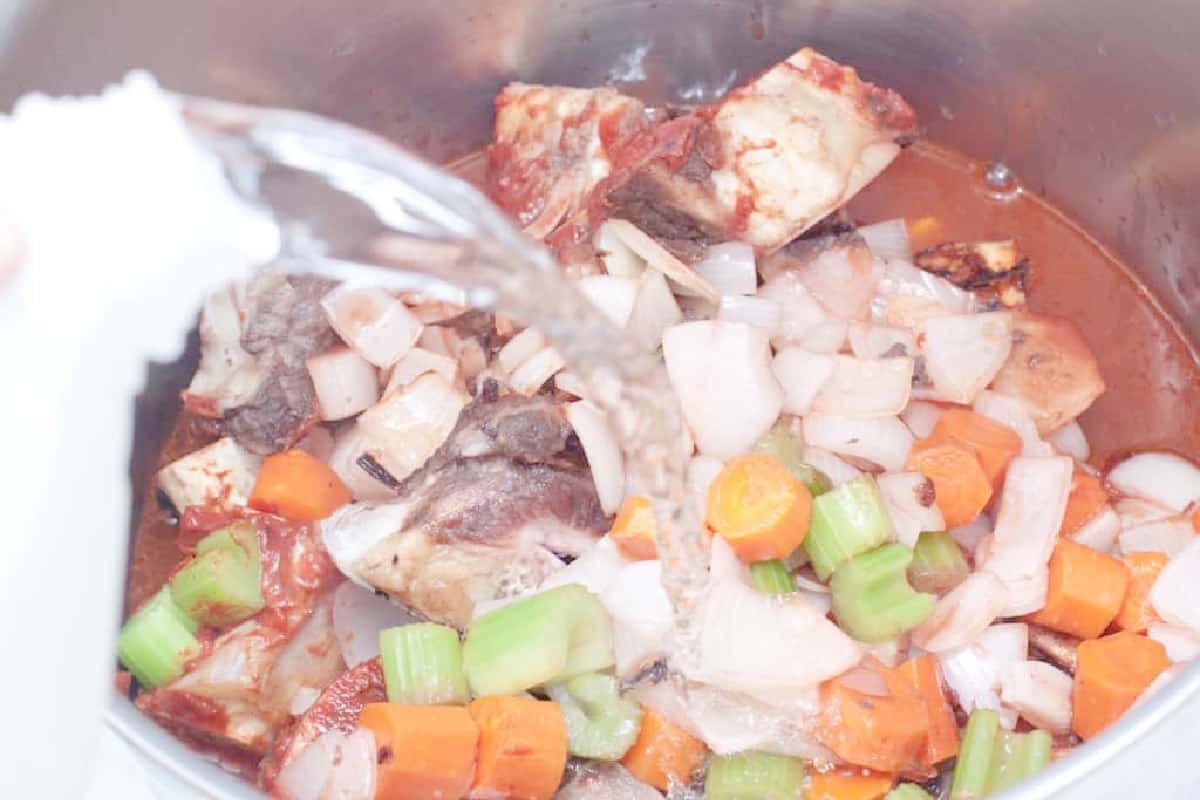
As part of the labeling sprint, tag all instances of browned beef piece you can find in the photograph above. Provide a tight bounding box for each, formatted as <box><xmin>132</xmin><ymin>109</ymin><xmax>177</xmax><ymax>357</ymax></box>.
<box><xmin>914</xmin><ymin>239</ymin><xmax>1030</xmax><ymax>309</ymax></box>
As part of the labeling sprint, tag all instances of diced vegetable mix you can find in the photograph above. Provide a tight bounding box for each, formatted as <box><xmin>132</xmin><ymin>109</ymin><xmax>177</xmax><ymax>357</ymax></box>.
<box><xmin>804</xmin><ymin>476</ymin><xmax>892</xmax><ymax>580</ymax></box>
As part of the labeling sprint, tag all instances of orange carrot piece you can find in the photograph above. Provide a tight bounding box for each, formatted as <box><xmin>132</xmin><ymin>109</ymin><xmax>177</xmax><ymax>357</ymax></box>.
<box><xmin>705</xmin><ymin>454</ymin><xmax>813</xmax><ymax>562</ymax></box>
<box><xmin>359</xmin><ymin>703</ymin><xmax>479</xmax><ymax>800</ymax></box>
<box><xmin>905</xmin><ymin>438</ymin><xmax>992</xmax><ymax>529</ymax></box>
<box><xmin>611</xmin><ymin>496</ymin><xmax>658</xmax><ymax>560</ymax></box>
<box><xmin>248</xmin><ymin>449</ymin><xmax>351</xmax><ymax>522</ymax></box>
<box><xmin>931</xmin><ymin>409</ymin><xmax>1022</xmax><ymax>489</ymax></box>
<box><xmin>894</xmin><ymin>655</ymin><xmax>960</xmax><ymax>765</ymax></box>
<box><xmin>816</xmin><ymin>670</ymin><xmax>930</xmax><ymax>774</ymax></box>
<box><xmin>620</xmin><ymin>705</ymin><xmax>707</xmax><ymax>791</ymax></box>
<box><xmin>1027</xmin><ymin>538</ymin><xmax>1129</xmax><ymax>639</ymax></box>
<box><xmin>1191</xmin><ymin>505</ymin><xmax>1200</xmax><ymax>533</ymax></box>
<box><xmin>1059</xmin><ymin>468</ymin><xmax>1109</xmax><ymax>536</ymax></box>
<box><xmin>1072</xmin><ymin>632</ymin><xmax>1169</xmax><ymax>740</ymax></box>
<box><xmin>1114</xmin><ymin>552</ymin><xmax>1169</xmax><ymax>633</ymax></box>
<box><xmin>808</xmin><ymin>768</ymin><xmax>896</xmax><ymax>800</ymax></box>
<box><xmin>468</xmin><ymin>696</ymin><xmax>566</xmax><ymax>800</ymax></box>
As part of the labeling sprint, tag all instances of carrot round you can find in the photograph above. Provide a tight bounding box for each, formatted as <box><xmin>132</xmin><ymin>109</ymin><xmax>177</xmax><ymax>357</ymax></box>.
<box><xmin>706</xmin><ymin>454</ymin><xmax>813</xmax><ymax>562</ymax></box>
<box><xmin>894</xmin><ymin>655</ymin><xmax>959</xmax><ymax>766</ymax></box>
<box><xmin>1059</xmin><ymin>468</ymin><xmax>1109</xmax><ymax>535</ymax></box>
<box><xmin>620</xmin><ymin>705</ymin><xmax>707</xmax><ymax>791</ymax></box>
<box><xmin>248</xmin><ymin>449</ymin><xmax>351</xmax><ymax>522</ymax></box>
<box><xmin>1072</xmin><ymin>632</ymin><xmax>1169</xmax><ymax>740</ymax></box>
<box><xmin>1027</xmin><ymin>538</ymin><xmax>1129</xmax><ymax>640</ymax></box>
<box><xmin>359</xmin><ymin>703</ymin><xmax>479</xmax><ymax>800</ymax></box>
<box><xmin>816</xmin><ymin>669</ymin><xmax>929</xmax><ymax>774</ymax></box>
<box><xmin>468</xmin><ymin>696</ymin><xmax>567</xmax><ymax>800</ymax></box>
<box><xmin>808</xmin><ymin>768</ymin><xmax>896</xmax><ymax>800</ymax></box>
<box><xmin>610</xmin><ymin>496</ymin><xmax>658</xmax><ymax>560</ymax></box>
<box><xmin>905</xmin><ymin>438</ymin><xmax>992</xmax><ymax>529</ymax></box>
<box><xmin>1114</xmin><ymin>552</ymin><xmax>1168</xmax><ymax>633</ymax></box>
<box><xmin>931</xmin><ymin>409</ymin><xmax>1022</xmax><ymax>489</ymax></box>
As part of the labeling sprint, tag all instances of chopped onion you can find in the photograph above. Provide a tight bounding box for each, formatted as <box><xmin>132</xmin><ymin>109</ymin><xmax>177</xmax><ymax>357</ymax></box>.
<box><xmin>900</xmin><ymin>400</ymin><xmax>946</xmax><ymax>439</ymax></box>
<box><xmin>1119</xmin><ymin>516</ymin><xmax>1196</xmax><ymax>558</ymax></box>
<box><xmin>535</xmin><ymin>536</ymin><xmax>628</xmax><ymax>598</ymax></box>
<box><xmin>1149</xmin><ymin>538</ymin><xmax>1200</xmax><ymax>634</ymax></box>
<box><xmin>758</xmin><ymin>271</ymin><xmax>828</xmax><ymax>346</ymax></box>
<box><xmin>773</xmin><ymin>347</ymin><xmax>835</xmax><ymax>416</ymax></box>
<box><xmin>837</xmin><ymin>666</ymin><xmax>890</xmax><ymax>696</ymax></box>
<box><xmin>999</xmin><ymin>661</ymin><xmax>1073</xmax><ymax>734</ymax></box>
<box><xmin>998</xmin><ymin>567</ymin><xmax>1049</xmax><ymax>617</ymax></box>
<box><xmin>509</xmin><ymin>347</ymin><xmax>566</xmax><ymax>395</ymax></box>
<box><xmin>295</xmin><ymin>425</ymin><xmax>335</xmax><ymax>463</ymax></box>
<box><xmin>1068</xmin><ymin>505</ymin><xmax>1121</xmax><ymax>553</ymax></box>
<box><xmin>877</xmin><ymin>471</ymin><xmax>944</xmax><ymax>548</ymax></box>
<box><xmin>938</xmin><ymin>634</ymin><xmax>1019</xmax><ymax>730</ymax></box>
<box><xmin>920</xmin><ymin>313</ymin><xmax>1013</xmax><ymax>404</ymax></box>
<box><xmin>865</xmin><ymin>637</ymin><xmax>907</xmax><ymax>668</ymax></box>
<box><xmin>811</xmin><ymin>355</ymin><xmax>914</xmax><ymax>418</ymax></box>
<box><xmin>288</xmin><ymin>687</ymin><xmax>321</xmax><ymax>716</ymax></box>
<box><xmin>627</xmin><ymin>270</ymin><xmax>682</xmax><ymax>352</ymax></box>
<box><xmin>847</xmin><ymin>323</ymin><xmax>916</xmax><ymax>359</ymax></box>
<box><xmin>554</xmin><ymin>371</ymin><xmax>591</xmax><ymax>401</ymax></box>
<box><xmin>557</xmin><ymin>763</ymin><xmax>662</xmax><ymax>800</ymax></box>
<box><xmin>357</xmin><ymin>372</ymin><xmax>468</xmax><ymax>482</ymax></box>
<box><xmin>687</xmin><ymin>454</ymin><xmax>726</xmax><ymax>519</ymax></box>
<box><xmin>320</xmin><ymin>286</ymin><xmax>422</xmax><ymax>368</ymax></box>
<box><xmin>718</xmin><ymin>295</ymin><xmax>781</xmax><ymax>334</ymax></box>
<box><xmin>1148</xmin><ymin>622</ymin><xmax>1200</xmax><ymax>662</ymax></box>
<box><xmin>307</xmin><ymin>348</ymin><xmax>380</xmax><ymax>422</ymax></box>
<box><xmin>383</xmin><ymin>347</ymin><xmax>458</xmax><ymax>397</ymax></box>
<box><xmin>1115</xmin><ymin>496</ymin><xmax>1177</xmax><ymax>528</ymax></box>
<box><xmin>327</xmin><ymin>427</ymin><xmax>396</xmax><ymax>503</ymax></box>
<box><xmin>800</xmin><ymin>319</ymin><xmax>849</xmax><ymax>354</ymax></box>
<box><xmin>857</xmin><ymin>219</ymin><xmax>912</xmax><ymax>262</ymax></box>
<box><xmin>985</xmin><ymin>457</ymin><xmax>1073</xmax><ymax>582</ymax></box>
<box><xmin>802</xmin><ymin>446</ymin><xmax>862</xmax><ymax>487</ymax></box>
<box><xmin>565</xmin><ymin>401</ymin><xmax>625</xmax><ymax>515</ymax></box>
<box><xmin>275</xmin><ymin>727</ymin><xmax>376</xmax><ymax>800</ymax></box>
<box><xmin>603</xmin><ymin>219</ymin><xmax>719</xmax><ymax>302</ymax></box>
<box><xmin>497</xmin><ymin>327</ymin><xmax>547</xmax><ymax>374</ymax></box>
<box><xmin>1107</xmin><ymin>451</ymin><xmax>1200</xmax><ymax>512</ymax></box>
<box><xmin>601</xmin><ymin>560</ymin><xmax>674</xmax><ymax>677</ymax></box>
<box><xmin>1048</xmin><ymin>420</ymin><xmax>1090</xmax><ymax>462</ymax></box>
<box><xmin>803</xmin><ymin>414</ymin><xmax>914</xmax><ymax>472</ymax></box>
<box><xmin>662</xmin><ymin>320</ymin><xmax>783</xmax><ymax>459</ymax></box>
<box><xmin>576</xmin><ymin>274</ymin><xmax>639</xmax><ymax>328</ymax></box>
<box><xmin>694</xmin><ymin>241</ymin><xmax>758</xmax><ymax>296</ymax></box>
<box><xmin>331</xmin><ymin>580</ymin><xmax>422</xmax><ymax>668</ymax></box>
<box><xmin>798</xmin><ymin>244</ymin><xmax>879</xmax><ymax>321</ymax></box>
<box><xmin>912</xmin><ymin>571</ymin><xmax>1009</xmax><ymax>652</ymax></box>
<box><xmin>595</xmin><ymin>219</ymin><xmax>646</xmax><ymax>278</ymax></box>
<box><xmin>872</xmin><ymin>258</ymin><xmax>972</xmax><ymax>323</ymax></box>
<box><xmin>973</xmin><ymin>390</ymin><xmax>1053</xmax><ymax>457</ymax></box>
<box><xmin>950</xmin><ymin>517</ymin><xmax>993</xmax><ymax>553</ymax></box>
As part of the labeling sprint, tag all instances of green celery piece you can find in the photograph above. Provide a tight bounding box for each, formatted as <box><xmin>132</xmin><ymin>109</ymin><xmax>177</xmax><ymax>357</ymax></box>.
<box><xmin>169</xmin><ymin>522</ymin><xmax>264</xmax><ymax>627</ymax></box>
<box><xmin>379</xmin><ymin>623</ymin><xmax>468</xmax><ymax>705</ymax></box>
<box><xmin>886</xmin><ymin>785</ymin><xmax>935</xmax><ymax>800</ymax></box>
<box><xmin>117</xmin><ymin>586</ymin><xmax>202</xmax><ymax>688</ymax></box>
<box><xmin>750</xmin><ymin>559</ymin><xmax>797</xmax><ymax>594</ymax></box>
<box><xmin>909</xmin><ymin>531</ymin><xmax>969</xmax><ymax>593</ymax></box>
<box><xmin>546</xmin><ymin>673</ymin><xmax>642</xmax><ymax>760</ymax></box>
<box><xmin>704</xmin><ymin>751</ymin><xmax>804</xmax><ymax>800</ymax></box>
<box><xmin>985</xmin><ymin>729</ymin><xmax>1052</xmax><ymax>795</ymax></box>
<box><xmin>753</xmin><ymin>420</ymin><xmax>832</xmax><ymax>497</ymax></box>
<box><xmin>950</xmin><ymin>709</ymin><xmax>1001</xmax><ymax>800</ymax></box>
<box><xmin>803</xmin><ymin>476</ymin><xmax>891</xmax><ymax>580</ymax></box>
<box><xmin>831</xmin><ymin>543</ymin><xmax>935</xmax><ymax>643</ymax></box>
<box><xmin>463</xmin><ymin>584</ymin><xmax>613</xmax><ymax>697</ymax></box>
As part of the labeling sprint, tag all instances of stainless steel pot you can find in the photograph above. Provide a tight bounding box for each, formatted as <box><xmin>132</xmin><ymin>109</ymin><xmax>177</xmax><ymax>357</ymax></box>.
<box><xmin>4</xmin><ymin>0</ymin><xmax>1198</xmax><ymax>796</ymax></box>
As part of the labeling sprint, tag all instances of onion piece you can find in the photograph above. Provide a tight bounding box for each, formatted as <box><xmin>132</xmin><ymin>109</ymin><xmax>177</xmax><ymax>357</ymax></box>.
<box><xmin>296</xmin><ymin>426</ymin><xmax>335</xmax><ymax>463</ymax></box>
<box><xmin>687</xmin><ymin>455</ymin><xmax>726</xmax><ymax>519</ymax></box>
<box><xmin>973</xmin><ymin>390</ymin><xmax>1053</xmax><ymax>457</ymax></box>
<box><xmin>718</xmin><ymin>295</ymin><xmax>781</xmax><ymax>334</ymax></box>
<box><xmin>601</xmin><ymin>560</ymin><xmax>674</xmax><ymax>677</ymax></box>
<box><xmin>1068</xmin><ymin>505</ymin><xmax>1121</xmax><ymax>554</ymax></box>
<box><xmin>1119</xmin><ymin>516</ymin><xmax>1196</xmax><ymax>558</ymax></box>
<box><xmin>626</xmin><ymin>270</ymin><xmax>682</xmax><ymax>352</ymax></box>
<box><xmin>576</xmin><ymin>274</ymin><xmax>639</xmax><ymax>328</ymax></box>
<box><xmin>1148</xmin><ymin>622</ymin><xmax>1200</xmax><ymax>662</ymax></box>
<box><xmin>662</xmin><ymin>320</ymin><xmax>783</xmax><ymax>459</ymax></box>
<box><xmin>275</xmin><ymin>727</ymin><xmax>376</xmax><ymax>800</ymax></box>
<box><xmin>603</xmin><ymin>219</ymin><xmax>719</xmax><ymax>302</ymax></box>
<box><xmin>802</xmin><ymin>446</ymin><xmax>862</xmax><ymax>487</ymax></box>
<box><xmin>320</xmin><ymin>286</ymin><xmax>422</xmax><ymax>368</ymax></box>
<box><xmin>847</xmin><ymin>323</ymin><xmax>916</xmax><ymax>359</ymax></box>
<box><xmin>509</xmin><ymin>347</ymin><xmax>566</xmax><ymax>396</ymax></box>
<box><xmin>1048</xmin><ymin>420</ymin><xmax>1090</xmax><ymax>462</ymax></box>
<box><xmin>1115</xmin><ymin>497</ymin><xmax>1176</xmax><ymax>529</ymax></box>
<box><xmin>802</xmin><ymin>414</ymin><xmax>914</xmax><ymax>472</ymax></box>
<box><xmin>900</xmin><ymin>400</ymin><xmax>946</xmax><ymax>439</ymax></box>
<box><xmin>594</xmin><ymin>219</ymin><xmax>646</xmax><ymax>278</ymax></box>
<box><xmin>556</xmin><ymin>763</ymin><xmax>662</xmax><ymax>800</ymax></box>
<box><xmin>950</xmin><ymin>517</ymin><xmax>993</xmax><ymax>553</ymax></box>
<box><xmin>1149</xmin><ymin>538</ymin><xmax>1200</xmax><ymax>634</ymax></box>
<box><xmin>801</xmin><ymin>319</ymin><xmax>849</xmax><ymax>354</ymax></box>
<box><xmin>837</xmin><ymin>666</ymin><xmax>890</xmax><ymax>696</ymax></box>
<box><xmin>872</xmin><ymin>258</ymin><xmax>973</xmax><ymax>324</ymax></box>
<box><xmin>497</xmin><ymin>327</ymin><xmax>547</xmax><ymax>374</ymax></box>
<box><xmin>331</xmin><ymin>580</ymin><xmax>422</xmax><ymax>668</ymax></box>
<box><xmin>565</xmin><ymin>401</ymin><xmax>625</xmax><ymax>515</ymax></box>
<box><xmin>999</xmin><ymin>661</ymin><xmax>1073</xmax><ymax>734</ymax></box>
<box><xmin>877</xmin><ymin>471</ymin><xmax>944</xmax><ymax>548</ymax></box>
<box><xmin>773</xmin><ymin>348</ymin><xmax>835</xmax><ymax>416</ymax></box>
<box><xmin>554</xmin><ymin>371</ymin><xmax>591</xmax><ymax>401</ymax></box>
<box><xmin>357</xmin><ymin>372</ymin><xmax>468</xmax><ymax>483</ymax></box>
<box><xmin>1107</xmin><ymin>452</ymin><xmax>1200</xmax><ymax>512</ymax></box>
<box><xmin>694</xmin><ymin>241</ymin><xmax>758</xmax><ymax>295</ymax></box>
<box><xmin>857</xmin><ymin>219</ymin><xmax>912</xmax><ymax>263</ymax></box>
<box><xmin>758</xmin><ymin>271</ymin><xmax>828</xmax><ymax>346</ymax></box>
<box><xmin>797</xmin><ymin>244</ymin><xmax>879</xmax><ymax>321</ymax></box>
<box><xmin>289</xmin><ymin>687</ymin><xmax>321</xmax><ymax>716</ymax></box>
<box><xmin>984</xmin><ymin>456</ymin><xmax>1073</xmax><ymax>581</ymax></box>
<box><xmin>938</xmin><ymin>627</ymin><xmax>1023</xmax><ymax>730</ymax></box>
<box><xmin>326</xmin><ymin>427</ymin><xmax>396</xmax><ymax>503</ymax></box>
<box><xmin>912</xmin><ymin>571</ymin><xmax>1009</xmax><ymax>652</ymax></box>
<box><xmin>919</xmin><ymin>312</ymin><xmax>1013</xmax><ymax>404</ymax></box>
<box><xmin>307</xmin><ymin>348</ymin><xmax>380</xmax><ymax>422</ymax></box>
<box><xmin>811</xmin><ymin>356</ymin><xmax>914</xmax><ymax>418</ymax></box>
<box><xmin>384</xmin><ymin>347</ymin><xmax>458</xmax><ymax>396</ymax></box>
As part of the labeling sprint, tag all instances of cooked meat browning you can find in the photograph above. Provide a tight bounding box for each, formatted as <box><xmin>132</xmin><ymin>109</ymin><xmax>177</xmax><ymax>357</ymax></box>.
<box><xmin>914</xmin><ymin>240</ymin><xmax>1029</xmax><ymax>309</ymax></box>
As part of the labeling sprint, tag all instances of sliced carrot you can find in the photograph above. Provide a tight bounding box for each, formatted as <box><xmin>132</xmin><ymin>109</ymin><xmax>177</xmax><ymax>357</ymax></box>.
<box><xmin>905</xmin><ymin>438</ymin><xmax>992</xmax><ymax>529</ymax></box>
<box><xmin>611</xmin><ymin>496</ymin><xmax>658</xmax><ymax>560</ymax></box>
<box><xmin>468</xmin><ymin>696</ymin><xmax>566</xmax><ymax>800</ymax></box>
<box><xmin>816</xmin><ymin>669</ymin><xmax>930</xmax><ymax>774</ymax></box>
<box><xmin>1114</xmin><ymin>552</ymin><xmax>1168</xmax><ymax>633</ymax></box>
<box><xmin>1072</xmin><ymin>631</ymin><xmax>1169</xmax><ymax>740</ymax></box>
<box><xmin>359</xmin><ymin>703</ymin><xmax>479</xmax><ymax>800</ymax></box>
<box><xmin>1059</xmin><ymin>468</ymin><xmax>1109</xmax><ymax>535</ymax></box>
<box><xmin>705</xmin><ymin>454</ymin><xmax>813</xmax><ymax>562</ymax></box>
<box><xmin>1191</xmin><ymin>505</ymin><xmax>1200</xmax><ymax>533</ymax></box>
<box><xmin>930</xmin><ymin>409</ymin><xmax>1022</xmax><ymax>489</ymax></box>
<box><xmin>1027</xmin><ymin>538</ymin><xmax>1129</xmax><ymax>639</ymax></box>
<box><xmin>248</xmin><ymin>449</ymin><xmax>351</xmax><ymax>522</ymax></box>
<box><xmin>808</xmin><ymin>768</ymin><xmax>896</xmax><ymax>800</ymax></box>
<box><xmin>620</xmin><ymin>705</ymin><xmax>707</xmax><ymax>791</ymax></box>
<box><xmin>894</xmin><ymin>655</ymin><xmax>959</xmax><ymax>766</ymax></box>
